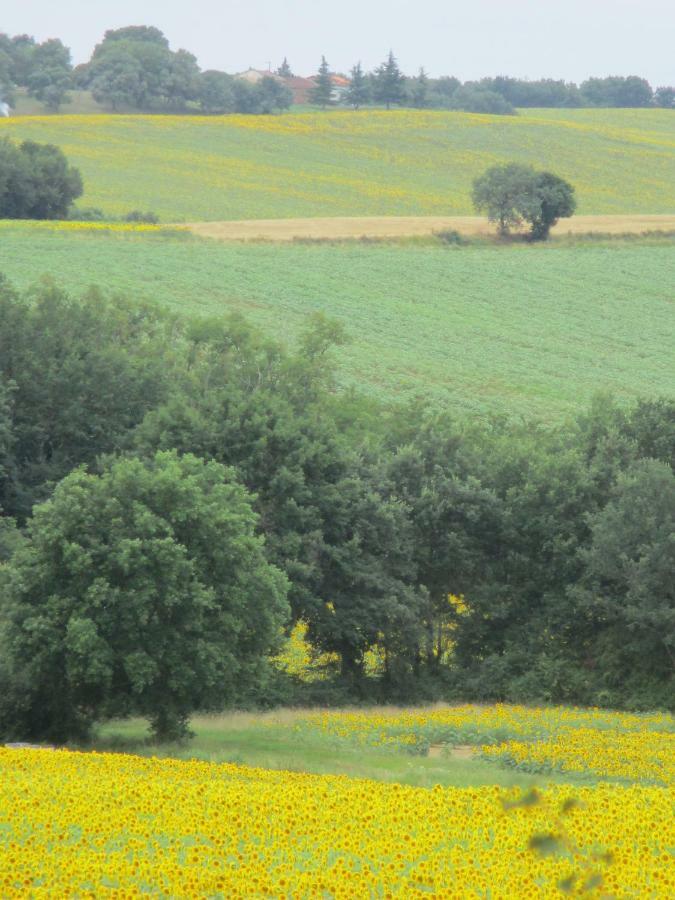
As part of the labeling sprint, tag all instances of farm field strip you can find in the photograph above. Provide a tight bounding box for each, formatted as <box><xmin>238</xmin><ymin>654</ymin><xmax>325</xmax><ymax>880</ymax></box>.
<box><xmin>186</xmin><ymin>214</ymin><xmax>675</xmax><ymax>242</ymax></box>
<box><xmin>1</xmin><ymin>109</ymin><xmax>673</xmax><ymax>221</ymax></box>
<box><xmin>0</xmin><ymin>227</ymin><xmax>672</xmax><ymax>419</ymax></box>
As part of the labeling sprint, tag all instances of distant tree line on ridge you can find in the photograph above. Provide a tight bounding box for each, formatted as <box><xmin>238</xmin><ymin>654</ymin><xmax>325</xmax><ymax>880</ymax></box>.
<box><xmin>0</xmin><ymin>279</ymin><xmax>672</xmax><ymax>741</ymax></box>
<box><xmin>1</xmin><ymin>26</ymin><xmax>673</xmax><ymax>115</ymax></box>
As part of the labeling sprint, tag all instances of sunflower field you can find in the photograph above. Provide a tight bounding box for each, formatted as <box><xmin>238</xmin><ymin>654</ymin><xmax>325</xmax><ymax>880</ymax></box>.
<box><xmin>1</xmin><ymin>108</ymin><xmax>673</xmax><ymax>221</ymax></box>
<box><xmin>1</xmin><ymin>704</ymin><xmax>673</xmax><ymax>897</ymax></box>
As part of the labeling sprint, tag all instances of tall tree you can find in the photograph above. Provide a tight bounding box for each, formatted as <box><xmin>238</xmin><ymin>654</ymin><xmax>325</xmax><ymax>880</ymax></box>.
<box><xmin>411</xmin><ymin>67</ymin><xmax>430</xmax><ymax>108</ymax></box>
<box><xmin>308</xmin><ymin>56</ymin><xmax>334</xmax><ymax>108</ymax></box>
<box><xmin>345</xmin><ymin>62</ymin><xmax>370</xmax><ymax>109</ymax></box>
<box><xmin>373</xmin><ymin>50</ymin><xmax>406</xmax><ymax>109</ymax></box>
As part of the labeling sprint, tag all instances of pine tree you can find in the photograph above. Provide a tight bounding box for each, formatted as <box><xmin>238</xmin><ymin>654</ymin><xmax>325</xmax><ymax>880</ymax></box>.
<box><xmin>308</xmin><ymin>56</ymin><xmax>333</xmax><ymax>108</ymax></box>
<box><xmin>411</xmin><ymin>67</ymin><xmax>429</xmax><ymax>108</ymax></box>
<box><xmin>373</xmin><ymin>50</ymin><xmax>406</xmax><ymax>109</ymax></box>
<box><xmin>345</xmin><ymin>61</ymin><xmax>370</xmax><ymax>109</ymax></box>
<box><xmin>276</xmin><ymin>57</ymin><xmax>293</xmax><ymax>78</ymax></box>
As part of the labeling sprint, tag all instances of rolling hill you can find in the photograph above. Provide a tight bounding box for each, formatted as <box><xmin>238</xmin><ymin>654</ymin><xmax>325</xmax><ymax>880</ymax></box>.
<box><xmin>1</xmin><ymin>109</ymin><xmax>674</xmax><ymax>221</ymax></box>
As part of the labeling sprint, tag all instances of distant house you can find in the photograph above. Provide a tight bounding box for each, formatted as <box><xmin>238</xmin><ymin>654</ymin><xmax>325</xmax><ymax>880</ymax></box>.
<box><xmin>0</xmin><ymin>100</ymin><xmax>10</xmax><ymax>118</ymax></box>
<box><xmin>235</xmin><ymin>68</ymin><xmax>282</xmax><ymax>85</ymax></box>
<box><xmin>283</xmin><ymin>76</ymin><xmax>316</xmax><ymax>105</ymax></box>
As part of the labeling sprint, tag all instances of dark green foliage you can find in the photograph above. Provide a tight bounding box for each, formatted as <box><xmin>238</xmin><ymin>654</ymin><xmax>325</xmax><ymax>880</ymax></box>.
<box><xmin>472</xmin><ymin>163</ymin><xmax>576</xmax><ymax>239</ymax></box>
<box><xmin>451</xmin><ymin>85</ymin><xmax>515</xmax><ymax>115</ymax></box>
<box><xmin>0</xmin><ymin>272</ymin><xmax>671</xmax><ymax>731</ymax></box>
<box><xmin>0</xmin><ymin>139</ymin><xmax>82</xmax><ymax>219</ymax></box>
<box><xmin>198</xmin><ymin>70</ymin><xmax>235</xmax><ymax>113</ymax></box>
<box><xmin>577</xmin><ymin>460</ymin><xmax>674</xmax><ymax>700</ymax></box>
<box><xmin>528</xmin><ymin>172</ymin><xmax>577</xmax><ymax>240</ymax></box>
<box><xmin>373</xmin><ymin>51</ymin><xmax>406</xmax><ymax>109</ymax></box>
<box><xmin>124</xmin><ymin>209</ymin><xmax>160</xmax><ymax>223</ymax></box>
<box><xmin>87</xmin><ymin>27</ymin><xmax>200</xmax><ymax>111</ymax></box>
<box><xmin>411</xmin><ymin>68</ymin><xmax>430</xmax><ymax>109</ymax></box>
<box><xmin>256</xmin><ymin>76</ymin><xmax>293</xmax><ymax>114</ymax></box>
<box><xmin>309</xmin><ymin>56</ymin><xmax>334</xmax><ymax>108</ymax></box>
<box><xmin>277</xmin><ymin>58</ymin><xmax>293</xmax><ymax>78</ymax></box>
<box><xmin>0</xmin><ymin>280</ymin><xmax>172</xmax><ymax>519</ymax></box>
<box><xmin>24</xmin><ymin>38</ymin><xmax>72</xmax><ymax>111</ymax></box>
<box><xmin>345</xmin><ymin>62</ymin><xmax>370</xmax><ymax>110</ymax></box>
<box><xmin>480</xmin><ymin>76</ymin><xmax>581</xmax><ymax>108</ymax></box>
<box><xmin>472</xmin><ymin>163</ymin><xmax>541</xmax><ymax>235</ymax></box>
<box><xmin>580</xmin><ymin>75</ymin><xmax>653</xmax><ymax>107</ymax></box>
<box><xmin>654</xmin><ymin>86</ymin><xmax>675</xmax><ymax>109</ymax></box>
<box><xmin>0</xmin><ymin>451</ymin><xmax>289</xmax><ymax>742</ymax></box>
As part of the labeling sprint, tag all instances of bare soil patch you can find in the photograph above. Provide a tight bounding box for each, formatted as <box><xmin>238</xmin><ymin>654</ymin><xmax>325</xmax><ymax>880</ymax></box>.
<box><xmin>185</xmin><ymin>215</ymin><xmax>675</xmax><ymax>243</ymax></box>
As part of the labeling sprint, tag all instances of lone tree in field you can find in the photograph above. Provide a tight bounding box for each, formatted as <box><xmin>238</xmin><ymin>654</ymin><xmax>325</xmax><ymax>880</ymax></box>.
<box><xmin>472</xmin><ymin>163</ymin><xmax>576</xmax><ymax>240</ymax></box>
<box><xmin>345</xmin><ymin>61</ymin><xmax>370</xmax><ymax>109</ymax></box>
<box><xmin>0</xmin><ymin>451</ymin><xmax>289</xmax><ymax>743</ymax></box>
<box><xmin>309</xmin><ymin>56</ymin><xmax>333</xmax><ymax>108</ymax></box>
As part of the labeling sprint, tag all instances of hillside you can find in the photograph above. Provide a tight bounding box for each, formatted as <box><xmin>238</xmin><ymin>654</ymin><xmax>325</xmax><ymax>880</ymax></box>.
<box><xmin>1</xmin><ymin>225</ymin><xmax>673</xmax><ymax>419</ymax></box>
<box><xmin>1</xmin><ymin>109</ymin><xmax>674</xmax><ymax>220</ymax></box>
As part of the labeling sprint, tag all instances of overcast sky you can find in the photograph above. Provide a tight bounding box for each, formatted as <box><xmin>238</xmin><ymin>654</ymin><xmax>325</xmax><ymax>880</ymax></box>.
<box><xmin>2</xmin><ymin>0</ymin><xmax>674</xmax><ymax>84</ymax></box>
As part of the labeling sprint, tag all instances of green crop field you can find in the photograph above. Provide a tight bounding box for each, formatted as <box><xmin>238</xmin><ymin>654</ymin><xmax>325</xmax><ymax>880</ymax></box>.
<box><xmin>1</xmin><ymin>225</ymin><xmax>673</xmax><ymax>418</ymax></box>
<box><xmin>1</xmin><ymin>109</ymin><xmax>674</xmax><ymax>220</ymax></box>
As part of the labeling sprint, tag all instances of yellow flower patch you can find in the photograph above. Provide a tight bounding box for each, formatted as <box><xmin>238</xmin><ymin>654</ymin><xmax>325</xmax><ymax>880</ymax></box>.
<box><xmin>0</xmin><ymin>747</ymin><xmax>672</xmax><ymax>897</ymax></box>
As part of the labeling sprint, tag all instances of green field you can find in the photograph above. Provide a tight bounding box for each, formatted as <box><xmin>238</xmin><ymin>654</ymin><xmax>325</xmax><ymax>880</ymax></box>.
<box><xmin>1</xmin><ymin>108</ymin><xmax>674</xmax><ymax>220</ymax></box>
<box><xmin>1</xmin><ymin>226</ymin><xmax>673</xmax><ymax>418</ymax></box>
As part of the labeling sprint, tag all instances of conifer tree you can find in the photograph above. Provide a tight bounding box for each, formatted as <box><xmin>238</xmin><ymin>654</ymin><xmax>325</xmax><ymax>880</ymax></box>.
<box><xmin>411</xmin><ymin>67</ymin><xmax>429</xmax><ymax>108</ymax></box>
<box><xmin>276</xmin><ymin>57</ymin><xmax>292</xmax><ymax>78</ymax></box>
<box><xmin>345</xmin><ymin>61</ymin><xmax>370</xmax><ymax>109</ymax></box>
<box><xmin>308</xmin><ymin>56</ymin><xmax>333</xmax><ymax>108</ymax></box>
<box><xmin>373</xmin><ymin>50</ymin><xmax>406</xmax><ymax>109</ymax></box>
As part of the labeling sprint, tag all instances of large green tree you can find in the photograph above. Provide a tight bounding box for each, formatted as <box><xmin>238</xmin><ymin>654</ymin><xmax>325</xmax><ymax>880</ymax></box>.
<box><xmin>0</xmin><ymin>451</ymin><xmax>289</xmax><ymax>742</ymax></box>
<box><xmin>87</xmin><ymin>27</ymin><xmax>199</xmax><ymax>111</ymax></box>
<box><xmin>24</xmin><ymin>38</ymin><xmax>72</xmax><ymax>111</ymax></box>
<box><xmin>0</xmin><ymin>139</ymin><xmax>82</xmax><ymax>219</ymax></box>
<box><xmin>472</xmin><ymin>163</ymin><xmax>576</xmax><ymax>239</ymax></box>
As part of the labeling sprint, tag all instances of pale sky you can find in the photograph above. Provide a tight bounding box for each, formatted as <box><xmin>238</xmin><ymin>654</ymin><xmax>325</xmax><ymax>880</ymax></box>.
<box><xmin>2</xmin><ymin>0</ymin><xmax>674</xmax><ymax>85</ymax></box>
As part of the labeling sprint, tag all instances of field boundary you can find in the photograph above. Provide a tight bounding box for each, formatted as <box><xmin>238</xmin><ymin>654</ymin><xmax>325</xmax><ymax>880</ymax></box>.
<box><xmin>185</xmin><ymin>214</ymin><xmax>675</xmax><ymax>243</ymax></box>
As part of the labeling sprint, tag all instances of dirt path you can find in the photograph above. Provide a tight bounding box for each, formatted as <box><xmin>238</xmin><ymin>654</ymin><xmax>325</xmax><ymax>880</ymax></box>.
<box><xmin>185</xmin><ymin>214</ymin><xmax>675</xmax><ymax>243</ymax></box>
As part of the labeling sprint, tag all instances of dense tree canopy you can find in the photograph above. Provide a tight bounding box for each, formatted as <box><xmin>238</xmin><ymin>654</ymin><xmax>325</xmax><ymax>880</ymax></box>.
<box><xmin>0</xmin><ymin>279</ymin><xmax>672</xmax><ymax>743</ymax></box>
<box><xmin>0</xmin><ymin>451</ymin><xmax>289</xmax><ymax>742</ymax></box>
<box><xmin>0</xmin><ymin>139</ymin><xmax>83</xmax><ymax>220</ymax></box>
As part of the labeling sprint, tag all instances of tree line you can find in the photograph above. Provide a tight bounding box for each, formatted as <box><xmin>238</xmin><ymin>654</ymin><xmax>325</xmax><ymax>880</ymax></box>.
<box><xmin>0</xmin><ymin>279</ymin><xmax>672</xmax><ymax>742</ymax></box>
<box><xmin>1</xmin><ymin>26</ymin><xmax>673</xmax><ymax>114</ymax></box>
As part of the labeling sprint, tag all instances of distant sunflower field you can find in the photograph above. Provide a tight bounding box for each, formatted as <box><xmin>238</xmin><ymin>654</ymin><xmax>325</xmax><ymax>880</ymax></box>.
<box><xmin>1</xmin><ymin>704</ymin><xmax>673</xmax><ymax>897</ymax></box>
<box><xmin>0</xmin><ymin>108</ymin><xmax>673</xmax><ymax>220</ymax></box>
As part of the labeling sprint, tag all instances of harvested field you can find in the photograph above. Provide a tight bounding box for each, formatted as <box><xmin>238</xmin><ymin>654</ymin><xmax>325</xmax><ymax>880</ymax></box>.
<box><xmin>186</xmin><ymin>214</ymin><xmax>675</xmax><ymax>242</ymax></box>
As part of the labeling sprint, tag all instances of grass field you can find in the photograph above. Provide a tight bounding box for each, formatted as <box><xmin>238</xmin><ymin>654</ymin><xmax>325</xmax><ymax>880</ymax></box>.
<box><xmin>2</xmin><ymin>704</ymin><xmax>673</xmax><ymax>896</ymax></box>
<box><xmin>1</xmin><ymin>108</ymin><xmax>674</xmax><ymax>220</ymax></box>
<box><xmin>1</xmin><ymin>225</ymin><xmax>673</xmax><ymax>418</ymax></box>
